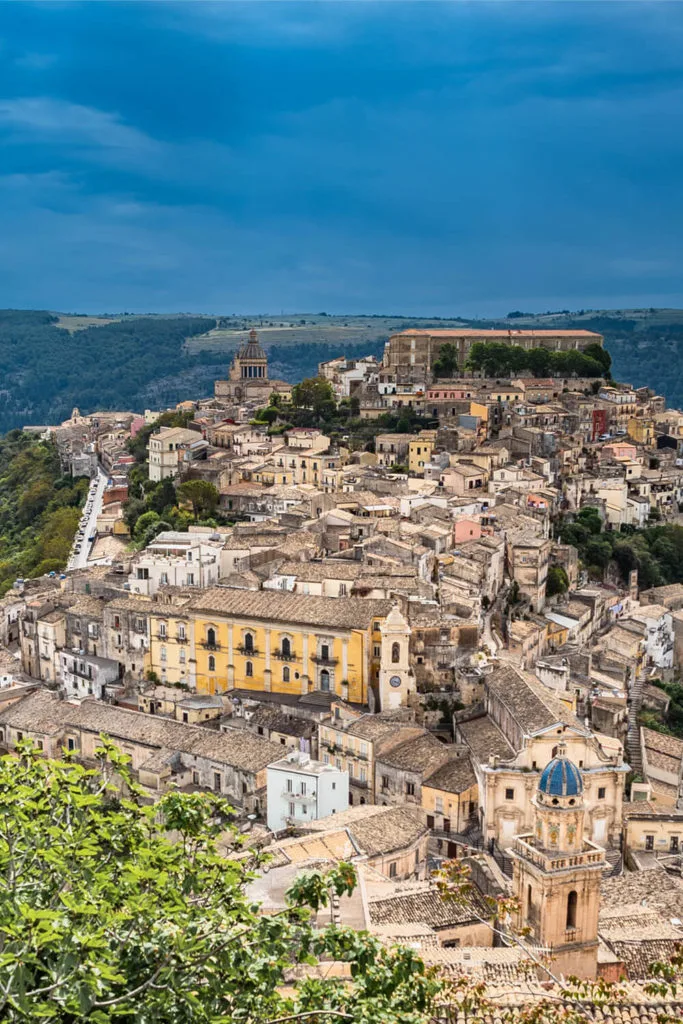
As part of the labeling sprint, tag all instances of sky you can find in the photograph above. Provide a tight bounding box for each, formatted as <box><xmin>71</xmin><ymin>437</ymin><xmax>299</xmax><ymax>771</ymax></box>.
<box><xmin>0</xmin><ymin>0</ymin><xmax>682</xmax><ymax>317</ymax></box>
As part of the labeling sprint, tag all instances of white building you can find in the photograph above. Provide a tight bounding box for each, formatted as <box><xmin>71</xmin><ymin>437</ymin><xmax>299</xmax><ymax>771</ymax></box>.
<box><xmin>59</xmin><ymin>651</ymin><xmax>122</xmax><ymax>701</ymax></box>
<box><xmin>628</xmin><ymin>604</ymin><xmax>675</xmax><ymax>673</ymax></box>
<box><xmin>266</xmin><ymin>750</ymin><xmax>348</xmax><ymax>832</ymax></box>
<box><xmin>128</xmin><ymin>530</ymin><xmax>228</xmax><ymax>596</ymax></box>
<box><xmin>148</xmin><ymin>426</ymin><xmax>199</xmax><ymax>482</ymax></box>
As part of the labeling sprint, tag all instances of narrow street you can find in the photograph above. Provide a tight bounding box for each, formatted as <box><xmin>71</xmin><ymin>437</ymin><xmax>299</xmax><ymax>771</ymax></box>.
<box><xmin>66</xmin><ymin>467</ymin><xmax>108</xmax><ymax>571</ymax></box>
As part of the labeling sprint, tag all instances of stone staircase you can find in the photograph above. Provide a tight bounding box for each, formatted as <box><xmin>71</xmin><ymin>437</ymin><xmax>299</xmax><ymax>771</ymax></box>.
<box><xmin>626</xmin><ymin>672</ymin><xmax>644</xmax><ymax>774</ymax></box>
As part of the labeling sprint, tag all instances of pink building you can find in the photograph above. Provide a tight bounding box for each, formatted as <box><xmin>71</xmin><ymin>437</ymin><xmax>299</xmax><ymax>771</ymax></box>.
<box><xmin>453</xmin><ymin>517</ymin><xmax>482</xmax><ymax>544</ymax></box>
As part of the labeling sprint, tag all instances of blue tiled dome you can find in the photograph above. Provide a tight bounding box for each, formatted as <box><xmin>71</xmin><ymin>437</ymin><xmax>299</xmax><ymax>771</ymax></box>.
<box><xmin>538</xmin><ymin>756</ymin><xmax>583</xmax><ymax>797</ymax></box>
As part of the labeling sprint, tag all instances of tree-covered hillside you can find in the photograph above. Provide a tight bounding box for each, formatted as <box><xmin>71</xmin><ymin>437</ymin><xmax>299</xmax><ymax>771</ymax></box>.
<box><xmin>0</xmin><ymin>312</ymin><xmax>222</xmax><ymax>431</ymax></box>
<box><xmin>0</xmin><ymin>432</ymin><xmax>87</xmax><ymax>593</ymax></box>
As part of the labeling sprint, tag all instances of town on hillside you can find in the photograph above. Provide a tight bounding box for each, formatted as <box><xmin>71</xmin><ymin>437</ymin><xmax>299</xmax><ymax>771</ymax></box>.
<box><xmin>5</xmin><ymin>323</ymin><xmax>683</xmax><ymax>998</ymax></box>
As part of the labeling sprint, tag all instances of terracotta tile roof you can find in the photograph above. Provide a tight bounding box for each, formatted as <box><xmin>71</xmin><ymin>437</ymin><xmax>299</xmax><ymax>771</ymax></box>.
<box><xmin>304</xmin><ymin>804</ymin><xmax>427</xmax><ymax>858</ymax></box>
<box><xmin>377</xmin><ymin>732</ymin><xmax>451</xmax><ymax>776</ymax></box>
<box><xmin>424</xmin><ymin>756</ymin><xmax>477</xmax><ymax>795</ymax></box>
<box><xmin>0</xmin><ymin>691</ymin><xmax>281</xmax><ymax>773</ymax></box>
<box><xmin>457</xmin><ymin>714</ymin><xmax>515</xmax><ymax>763</ymax></box>
<box><xmin>187</xmin><ymin>587</ymin><xmax>391</xmax><ymax>630</ymax></box>
<box><xmin>367</xmin><ymin>881</ymin><xmax>489</xmax><ymax>930</ymax></box>
<box><xmin>601</xmin><ymin>867</ymin><xmax>683</xmax><ymax>921</ymax></box>
<box><xmin>486</xmin><ymin>663</ymin><xmax>578</xmax><ymax>735</ymax></box>
<box><xmin>642</xmin><ymin>727</ymin><xmax>683</xmax><ymax>760</ymax></box>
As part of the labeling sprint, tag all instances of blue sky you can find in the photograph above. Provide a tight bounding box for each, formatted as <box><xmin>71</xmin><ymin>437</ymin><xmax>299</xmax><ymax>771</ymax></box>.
<box><xmin>0</xmin><ymin>0</ymin><xmax>682</xmax><ymax>316</ymax></box>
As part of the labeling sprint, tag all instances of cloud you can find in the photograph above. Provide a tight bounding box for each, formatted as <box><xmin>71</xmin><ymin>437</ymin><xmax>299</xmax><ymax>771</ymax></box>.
<box><xmin>0</xmin><ymin>96</ymin><xmax>161</xmax><ymax>159</ymax></box>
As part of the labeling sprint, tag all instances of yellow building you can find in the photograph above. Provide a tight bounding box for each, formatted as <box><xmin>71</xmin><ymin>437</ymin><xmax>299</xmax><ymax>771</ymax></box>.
<box><xmin>627</xmin><ymin>416</ymin><xmax>655</xmax><ymax>446</ymax></box>
<box><xmin>408</xmin><ymin>430</ymin><xmax>438</xmax><ymax>475</ymax></box>
<box><xmin>187</xmin><ymin>589</ymin><xmax>391</xmax><ymax>705</ymax></box>
<box><xmin>422</xmin><ymin>757</ymin><xmax>478</xmax><ymax>841</ymax></box>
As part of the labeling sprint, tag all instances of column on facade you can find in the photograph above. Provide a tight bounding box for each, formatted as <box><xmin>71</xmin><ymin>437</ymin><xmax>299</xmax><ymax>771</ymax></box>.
<box><xmin>227</xmin><ymin>622</ymin><xmax>234</xmax><ymax>688</ymax></box>
<box><xmin>264</xmin><ymin>628</ymin><xmax>272</xmax><ymax>692</ymax></box>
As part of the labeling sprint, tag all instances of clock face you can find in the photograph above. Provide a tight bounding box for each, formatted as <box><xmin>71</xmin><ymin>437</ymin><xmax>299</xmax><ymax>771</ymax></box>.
<box><xmin>389</xmin><ymin>675</ymin><xmax>402</xmax><ymax>688</ymax></box>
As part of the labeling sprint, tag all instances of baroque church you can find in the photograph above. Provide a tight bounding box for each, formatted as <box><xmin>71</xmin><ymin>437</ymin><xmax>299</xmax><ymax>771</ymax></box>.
<box><xmin>213</xmin><ymin>329</ymin><xmax>292</xmax><ymax>407</ymax></box>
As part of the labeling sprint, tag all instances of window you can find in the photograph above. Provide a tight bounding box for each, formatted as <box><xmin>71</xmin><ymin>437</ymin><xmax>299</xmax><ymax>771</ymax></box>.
<box><xmin>406</xmin><ymin>782</ymin><xmax>415</xmax><ymax>796</ymax></box>
<box><xmin>178</xmin><ymin>624</ymin><xmax>186</xmax><ymax>640</ymax></box>
<box><xmin>281</xmin><ymin>637</ymin><xmax>291</xmax><ymax>658</ymax></box>
<box><xmin>360</xmin><ymin>742</ymin><xmax>367</xmax><ymax>757</ymax></box>
<box><xmin>505</xmin><ymin>788</ymin><xmax>515</xmax><ymax>801</ymax></box>
<box><xmin>192</xmin><ymin>771</ymin><xmax>199</xmax><ymax>784</ymax></box>
<box><xmin>186</xmin><ymin>573</ymin><xmax>194</xmax><ymax>586</ymax></box>
<box><xmin>36</xmin><ymin>739</ymin><xmax>43</xmax><ymax>751</ymax></box>
<box><xmin>373</xmin><ymin>621</ymin><xmax>380</xmax><ymax>632</ymax></box>
<box><xmin>381</xmin><ymin>775</ymin><xmax>389</xmax><ymax>790</ymax></box>
<box><xmin>321</xmin><ymin>643</ymin><xmax>329</xmax><ymax>661</ymax></box>
<box><xmin>160</xmin><ymin>572</ymin><xmax>168</xmax><ymax>585</ymax></box>
<box><xmin>187</xmin><ymin>551</ymin><xmax>193</xmax><ymax>562</ymax></box>
<box><xmin>287</xmin><ymin>778</ymin><xmax>293</xmax><ymax>793</ymax></box>
<box><xmin>645</xmin><ymin>834</ymin><xmax>654</xmax><ymax>851</ymax></box>
<box><xmin>289</xmin><ymin>802</ymin><xmax>295</xmax><ymax>817</ymax></box>
<box><xmin>300</xmin><ymin>782</ymin><xmax>307</xmax><ymax>796</ymax></box>
<box><xmin>331</xmin><ymin>782</ymin><xmax>336</xmax><ymax>790</ymax></box>
<box><xmin>323</xmin><ymin>754</ymin><xmax>330</xmax><ymax>765</ymax></box>
<box><xmin>671</xmin><ymin>836</ymin><xmax>680</xmax><ymax>853</ymax></box>
<box><xmin>427</xmin><ymin>815</ymin><xmax>434</xmax><ymax>829</ymax></box>
<box><xmin>391</xmin><ymin>642</ymin><xmax>400</xmax><ymax>664</ymax></box>
<box><xmin>435</xmin><ymin>797</ymin><xmax>443</xmax><ymax>814</ymax></box>
<box><xmin>67</xmin><ymin>737</ymin><xmax>75</xmax><ymax>751</ymax></box>
<box><xmin>566</xmin><ymin>890</ymin><xmax>577</xmax><ymax>929</ymax></box>
<box><xmin>389</xmin><ymin>862</ymin><xmax>397</xmax><ymax>878</ymax></box>
<box><xmin>160</xmin><ymin>646</ymin><xmax>167</xmax><ymax>662</ymax></box>
<box><xmin>179</xmin><ymin>649</ymin><xmax>186</xmax><ymax>664</ymax></box>
<box><xmin>282</xmin><ymin>667</ymin><xmax>290</xmax><ymax>682</ymax></box>
<box><xmin>360</xmin><ymin>767</ymin><xmax>367</xmax><ymax>783</ymax></box>
<box><xmin>597</xmin><ymin>786</ymin><xmax>606</xmax><ymax>800</ymax></box>
<box><xmin>213</xmin><ymin>773</ymin><xmax>221</xmax><ymax>793</ymax></box>
<box><xmin>335</xmin><ymin>758</ymin><xmax>341</xmax><ymax>770</ymax></box>
<box><xmin>208</xmin><ymin>655</ymin><xmax>215</xmax><ymax>672</ymax></box>
<box><xmin>207</xmin><ymin>627</ymin><xmax>216</xmax><ymax>647</ymax></box>
<box><xmin>374</xmin><ymin>645</ymin><xmax>380</xmax><ymax>657</ymax></box>
<box><xmin>443</xmin><ymin>818</ymin><xmax>450</xmax><ymax>833</ymax></box>
<box><xmin>245</xmin><ymin>661</ymin><xmax>253</xmax><ymax>677</ymax></box>
<box><xmin>158</xmin><ymin>622</ymin><xmax>167</xmax><ymax>638</ymax></box>
<box><xmin>339</xmin><ymin>583</ymin><xmax>347</xmax><ymax>596</ymax></box>
<box><xmin>244</xmin><ymin>632</ymin><xmax>254</xmax><ymax>654</ymax></box>
<box><xmin>113</xmin><ymin>615</ymin><xmax>120</xmax><ymax>629</ymax></box>
<box><xmin>182</xmin><ymin>712</ymin><xmax>188</xmax><ymax>724</ymax></box>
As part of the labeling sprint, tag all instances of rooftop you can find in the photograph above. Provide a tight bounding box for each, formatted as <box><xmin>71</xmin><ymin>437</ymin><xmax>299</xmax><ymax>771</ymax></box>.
<box><xmin>187</xmin><ymin>587</ymin><xmax>391</xmax><ymax>631</ymax></box>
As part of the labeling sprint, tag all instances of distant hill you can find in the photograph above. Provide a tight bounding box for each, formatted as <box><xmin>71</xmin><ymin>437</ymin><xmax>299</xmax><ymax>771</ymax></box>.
<box><xmin>1</xmin><ymin>306</ymin><xmax>681</xmax><ymax>431</ymax></box>
<box><xmin>0</xmin><ymin>311</ymin><xmax>221</xmax><ymax>432</ymax></box>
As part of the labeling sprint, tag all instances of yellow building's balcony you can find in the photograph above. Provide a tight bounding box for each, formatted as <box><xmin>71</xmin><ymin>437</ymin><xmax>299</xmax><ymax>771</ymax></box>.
<box><xmin>311</xmin><ymin>654</ymin><xmax>339</xmax><ymax>666</ymax></box>
<box><xmin>273</xmin><ymin>648</ymin><xmax>297</xmax><ymax>661</ymax></box>
<box><xmin>236</xmin><ymin>644</ymin><xmax>259</xmax><ymax>656</ymax></box>
<box><xmin>202</xmin><ymin>641</ymin><xmax>222</xmax><ymax>651</ymax></box>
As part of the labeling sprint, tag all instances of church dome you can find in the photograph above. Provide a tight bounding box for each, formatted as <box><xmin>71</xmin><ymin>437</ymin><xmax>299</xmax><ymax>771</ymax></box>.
<box><xmin>538</xmin><ymin>755</ymin><xmax>583</xmax><ymax>798</ymax></box>
<box><xmin>237</xmin><ymin>329</ymin><xmax>266</xmax><ymax>361</ymax></box>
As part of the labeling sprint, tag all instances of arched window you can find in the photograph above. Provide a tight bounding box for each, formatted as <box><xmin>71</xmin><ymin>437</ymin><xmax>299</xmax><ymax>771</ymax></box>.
<box><xmin>207</xmin><ymin>627</ymin><xmax>216</xmax><ymax>648</ymax></box>
<box><xmin>391</xmin><ymin>641</ymin><xmax>401</xmax><ymax>664</ymax></box>
<box><xmin>283</xmin><ymin>666</ymin><xmax>290</xmax><ymax>682</ymax></box>
<box><xmin>281</xmin><ymin>637</ymin><xmax>291</xmax><ymax>658</ymax></box>
<box><xmin>244</xmin><ymin>632</ymin><xmax>254</xmax><ymax>653</ymax></box>
<box><xmin>566</xmin><ymin>890</ymin><xmax>577</xmax><ymax>929</ymax></box>
<box><xmin>246</xmin><ymin>661</ymin><xmax>253</xmax><ymax>677</ymax></box>
<box><xmin>527</xmin><ymin>884</ymin><xmax>533</xmax><ymax>914</ymax></box>
<box><xmin>208</xmin><ymin>655</ymin><xmax>216</xmax><ymax>672</ymax></box>
<box><xmin>320</xmin><ymin>669</ymin><xmax>330</xmax><ymax>691</ymax></box>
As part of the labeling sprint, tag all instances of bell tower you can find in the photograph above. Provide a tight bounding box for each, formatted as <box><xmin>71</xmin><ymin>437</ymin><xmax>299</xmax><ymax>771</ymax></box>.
<box><xmin>511</xmin><ymin>745</ymin><xmax>605</xmax><ymax>980</ymax></box>
<box><xmin>378</xmin><ymin>606</ymin><xmax>415</xmax><ymax>710</ymax></box>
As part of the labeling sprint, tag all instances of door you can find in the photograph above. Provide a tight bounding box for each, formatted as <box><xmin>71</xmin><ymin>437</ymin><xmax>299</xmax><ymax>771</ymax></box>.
<box><xmin>443</xmin><ymin>818</ymin><xmax>451</xmax><ymax>834</ymax></box>
<box><xmin>592</xmin><ymin>818</ymin><xmax>607</xmax><ymax>843</ymax></box>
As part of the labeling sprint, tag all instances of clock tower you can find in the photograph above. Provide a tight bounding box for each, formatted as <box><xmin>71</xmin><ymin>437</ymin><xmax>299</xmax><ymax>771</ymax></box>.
<box><xmin>378</xmin><ymin>606</ymin><xmax>415</xmax><ymax>711</ymax></box>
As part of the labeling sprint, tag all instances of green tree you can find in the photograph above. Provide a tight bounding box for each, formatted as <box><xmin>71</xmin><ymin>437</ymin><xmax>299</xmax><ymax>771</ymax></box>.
<box><xmin>133</xmin><ymin>510</ymin><xmax>161</xmax><ymax>543</ymax></box>
<box><xmin>546</xmin><ymin>566</ymin><xmax>569</xmax><ymax>597</ymax></box>
<box><xmin>0</xmin><ymin>742</ymin><xmax>440</xmax><ymax>1023</ymax></box>
<box><xmin>148</xmin><ymin>478</ymin><xmax>177</xmax><ymax>516</ymax></box>
<box><xmin>291</xmin><ymin>377</ymin><xmax>335</xmax><ymax>414</ymax></box>
<box><xmin>177</xmin><ymin>479</ymin><xmax>220</xmax><ymax>521</ymax></box>
<box><xmin>432</xmin><ymin>343</ymin><xmax>459</xmax><ymax>378</ymax></box>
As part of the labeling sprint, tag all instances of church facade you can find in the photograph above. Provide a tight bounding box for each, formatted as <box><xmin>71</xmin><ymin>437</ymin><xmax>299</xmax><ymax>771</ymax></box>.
<box><xmin>214</xmin><ymin>329</ymin><xmax>292</xmax><ymax>406</ymax></box>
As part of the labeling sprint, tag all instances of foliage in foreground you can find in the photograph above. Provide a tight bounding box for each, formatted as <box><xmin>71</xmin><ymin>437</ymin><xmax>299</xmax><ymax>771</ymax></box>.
<box><xmin>0</xmin><ymin>432</ymin><xmax>87</xmax><ymax>594</ymax></box>
<box><xmin>0</xmin><ymin>742</ymin><xmax>438</xmax><ymax>1023</ymax></box>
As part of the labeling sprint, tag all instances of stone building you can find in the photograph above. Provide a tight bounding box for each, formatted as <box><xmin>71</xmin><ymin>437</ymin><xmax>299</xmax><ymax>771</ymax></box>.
<box><xmin>511</xmin><ymin>749</ymin><xmax>605</xmax><ymax>980</ymax></box>
<box><xmin>213</xmin><ymin>329</ymin><xmax>291</xmax><ymax>406</ymax></box>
